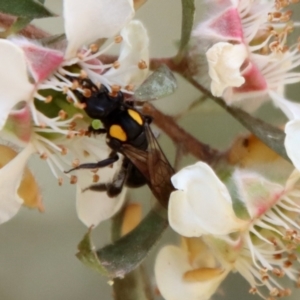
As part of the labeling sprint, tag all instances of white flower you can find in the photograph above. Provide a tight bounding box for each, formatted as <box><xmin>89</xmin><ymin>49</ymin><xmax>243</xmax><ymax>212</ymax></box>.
<box><xmin>169</xmin><ymin>162</ymin><xmax>246</xmax><ymax>237</ymax></box>
<box><xmin>193</xmin><ymin>0</ymin><xmax>300</xmax><ymax>111</ymax></box>
<box><xmin>0</xmin><ymin>143</ymin><xmax>39</xmax><ymax>223</ymax></box>
<box><xmin>63</xmin><ymin>0</ymin><xmax>134</xmax><ymax>58</ymax></box>
<box><xmin>169</xmin><ymin>162</ymin><xmax>300</xmax><ymax>298</ymax></box>
<box><xmin>155</xmin><ymin>238</ymin><xmax>229</xmax><ymax>300</ymax></box>
<box><xmin>267</xmin><ymin>90</ymin><xmax>300</xmax><ymax>173</ymax></box>
<box><xmin>0</xmin><ymin>0</ymin><xmax>149</xmax><ymax>225</ymax></box>
<box><xmin>206</xmin><ymin>42</ymin><xmax>247</xmax><ymax>97</ymax></box>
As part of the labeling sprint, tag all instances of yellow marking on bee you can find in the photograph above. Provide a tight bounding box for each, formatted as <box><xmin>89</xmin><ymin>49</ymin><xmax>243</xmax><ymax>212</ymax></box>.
<box><xmin>128</xmin><ymin>109</ymin><xmax>143</xmax><ymax>125</ymax></box>
<box><xmin>109</xmin><ymin>125</ymin><xmax>127</xmax><ymax>141</ymax></box>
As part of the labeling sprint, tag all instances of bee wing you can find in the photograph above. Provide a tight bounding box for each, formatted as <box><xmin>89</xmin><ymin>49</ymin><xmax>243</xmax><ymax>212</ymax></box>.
<box><xmin>121</xmin><ymin>123</ymin><xmax>174</xmax><ymax>207</ymax></box>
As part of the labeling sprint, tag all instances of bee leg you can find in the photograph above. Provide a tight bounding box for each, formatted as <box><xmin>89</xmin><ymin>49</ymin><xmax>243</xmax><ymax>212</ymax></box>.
<box><xmin>87</xmin><ymin>126</ymin><xmax>107</xmax><ymax>135</ymax></box>
<box><xmin>83</xmin><ymin>159</ymin><xmax>129</xmax><ymax>197</ymax></box>
<box><xmin>64</xmin><ymin>151</ymin><xmax>119</xmax><ymax>173</ymax></box>
<box><xmin>144</xmin><ymin>115</ymin><xmax>153</xmax><ymax>124</ymax></box>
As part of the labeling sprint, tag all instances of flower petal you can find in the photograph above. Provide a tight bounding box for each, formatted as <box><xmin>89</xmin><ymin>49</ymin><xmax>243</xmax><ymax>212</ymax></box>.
<box><xmin>76</xmin><ymin>161</ymin><xmax>127</xmax><ymax>227</ymax></box>
<box><xmin>64</xmin><ymin>0</ymin><xmax>134</xmax><ymax>58</ymax></box>
<box><xmin>4</xmin><ymin>103</ymin><xmax>32</xmax><ymax>145</ymax></box>
<box><xmin>169</xmin><ymin>190</ymin><xmax>212</xmax><ymax>237</ymax></box>
<box><xmin>285</xmin><ymin>120</ymin><xmax>300</xmax><ymax>171</ymax></box>
<box><xmin>76</xmin><ymin>184</ymin><xmax>127</xmax><ymax>228</ymax></box>
<box><xmin>233</xmin><ymin>169</ymin><xmax>283</xmax><ymax>219</ymax></box>
<box><xmin>10</xmin><ymin>38</ymin><xmax>64</xmax><ymax>83</ymax></box>
<box><xmin>270</xmin><ymin>90</ymin><xmax>300</xmax><ymax>120</ymax></box>
<box><xmin>206</xmin><ymin>42</ymin><xmax>247</xmax><ymax>97</ymax></box>
<box><xmin>0</xmin><ymin>143</ymin><xmax>35</xmax><ymax>224</ymax></box>
<box><xmin>104</xmin><ymin>20</ymin><xmax>149</xmax><ymax>87</ymax></box>
<box><xmin>155</xmin><ymin>245</ymin><xmax>227</xmax><ymax>300</ymax></box>
<box><xmin>0</xmin><ymin>40</ymin><xmax>34</xmax><ymax>130</ymax></box>
<box><xmin>169</xmin><ymin>162</ymin><xmax>245</xmax><ymax>236</ymax></box>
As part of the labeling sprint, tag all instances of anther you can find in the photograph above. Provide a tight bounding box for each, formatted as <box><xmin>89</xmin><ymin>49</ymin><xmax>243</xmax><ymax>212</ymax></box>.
<box><xmin>39</xmin><ymin>123</ymin><xmax>46</xmax><ymax>129</ymax></box>
<box><xmin>270</xmin><ymin>237</ymin><xmax>278</xmax><ymax>246</ymax></box>
<box><xmin>59</xmin><ymin>146</ymin><xmax>68</xmax><ymax>155</ymax></box>
<box><xmin>269</xmin><ymin>288</ymin><xmax>279</xmax><ymax>297</ymax></box>
<box><xmin>249</xmin><ymin>287</ymin><xmax>257</xmax><ymax>294</ymax></box>
<box><xmin>58</xmin><ymin>177</ymin><xmax>63</xmax><ymax>186</ymax></box>
<box><xmin>125</xmin><ymin>84</ymin><xmax>134</xmax><ymax>91</ymax></box>
<box><xmin>262</xmin><ymin>275</ymin><xmax>269</xmax><ymax>281</ymax></box>
<box><xmin>68</xmin><ymin>121</ymin><xmax>77</xmax><ymax>130</ymax></box>
<box><xmin>113</xmin><ymin>61</ymin><xmax>120</xmax><ymax>69</ymax></box>
<box><xmin>90</xmin><ymin>43</ymin><xmax>99</xmax><ymax>53</ymax></box>
<box><xmin>72</xmin><ymin>159</ymin><xmax>80</xmax><ymax>168</ymax></box>
<box><xmin>77</xmin><ymin>53</ymin><xmax>84</xmax><ymax>60</ymax></box>
<box><xmin>284</xmin><ymin>260</ymin><xmax>293</xmax><ymax>268</ymax></box>
<box><xmin>93</xmin><ymin>174</ymin><xmax>100</xmax><ymax>183</ymax></box>
<box><xmin>273</xmin><ymin>253</ymin><xmax>282</xmax><ymax>260</ymax></box>
<box><xmin>83</xmin><ymin>150</ymin><xmax>90</xmax><ymax>157</ymax></box>
<box><xmin>72</xmin><ymin>80</ymin><xmax>79</xmax><ymax>90</ymax></box>
<box><xmin>70</xmin><ymin>175</ymin><xmax>77</xmax><ymax>184</ymax></box>
<box><xmin>78</xmin><ymin>129</ymin><xmax>86</xmax><ymax>136</ymax></box>
<box><xmin>45</xmin><ymin>96</ymin><xmax>53</xmax><ymax>103</ymax></box>
<box><xmin>138</xmin><ymin>60</ymin><xmax>148</xmax><ymax>69</ymax></box>
<box><xmin>63</xmin><ymin>86</ymin><xmax>69</xmax><ymax>94</ymax></box>
<box><xmin>282</xmin><ymin>288</ymin><xmax>291</xmax><ymax>296</ymax></box>
<box><xmin>114</xmin><ymin>35</ymin><xmax>123</xmax><ymax>43</ymax></box>
<box><xmin>83</xmin><ymin>88</ymin><xmax>92</xmax><ymax>98</ymax></box>
<box><xmin>67</xmin><ymin>132</ymin><xmax>75</xmax><ymax>139</ymax></box>
<box><xmin>59</xmin><ymin>110</ymin><xmax>68</xmax><ymax>120</ymax></box>
<box><xmin>67</xmin><ymin>96</ymin><xmax>74</xmax><ymax>103</ymax></box>
<box><xmin>111</xmin><ymin>84</ymin><xmax>121</xmax><ymax>93</ymax></box>
<box><xmin>80</xmin><ymin>70</ymin><xmax>88</xmax><ymax>79</ymax></box>
<box><xmin>260</xmin><ymin>268</ymin><xmax>268</xmax><ymax>275</ymax></box>
<box><xmin>40</xmin><ymin>152</ymin><xmax>48</xmax><ymax>160</ymax></box>
<box><xmin>272</xmin><ymin>268</ymin><xmax>285</xmax><ymax>278</ymax></box>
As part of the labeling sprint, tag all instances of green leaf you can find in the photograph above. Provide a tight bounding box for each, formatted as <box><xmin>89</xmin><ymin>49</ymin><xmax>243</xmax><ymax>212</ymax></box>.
<box><xmin>9</xmin><ymin>16</ymin><xmax>32</xmax><ymax>33</ymax></box>
<box><xmin>176</xmin><ymin>0</ymin><xmax>195</xmax><ymax>60</ymax></box>
<box><xmin>77</xmin><ymin>205</ymin><xmax>168</xmax><ymax>278</ymax></box>
<box><xmin>134</xmin><ymin>65</ymin><xmax>177</xmax><ymax>101</ymax></box>
<box><xmin>0</xmin><ymin>0</ymin><xmax>54</xmax><ymax>18</ymax></box>
<box><xmin>76</xmin><ymin>228</ymin><xmax>109</xmax><ymax>276</ymax></box>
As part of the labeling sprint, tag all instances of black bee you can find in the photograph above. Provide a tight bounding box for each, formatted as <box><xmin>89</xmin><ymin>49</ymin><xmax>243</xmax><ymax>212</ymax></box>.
<box><xmin>66</xmin><ymin>78</ymin><xmax>174</xmax><ymax>207</ymax></box>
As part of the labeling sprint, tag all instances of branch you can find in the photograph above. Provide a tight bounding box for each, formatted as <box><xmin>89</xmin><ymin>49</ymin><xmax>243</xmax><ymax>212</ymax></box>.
<box><xmin>142</xmin><ymin>102</ymin><xmax>222</xmax><ymax>165</ymax></box>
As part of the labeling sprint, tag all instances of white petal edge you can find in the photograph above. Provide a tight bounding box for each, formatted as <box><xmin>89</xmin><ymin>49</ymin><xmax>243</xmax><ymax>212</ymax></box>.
<box><xmin>169</xmin><ymin>162</ymin><xmax>245</xmax><ymax>236</ymax></box>
<box><xmin>0</xmin><ymin>40</ymin><xmax>34</xmax><ymax>130</ymax></box>
<box><xmin>104</xmin><ymin>20</ymin><xmax>149</xmax><ymax>87</ymax></box>
<box><xmin>76</xmin><ymin>184</ymin><xmax>127</xmax><ymax>228</ymax></box>
<box><xmin>0</xmin><ymin>143</ymin><xmax>35</xmax><ymax>224</ymax></box>
<box><xmin>64</xmin><ymin>0</ymin><xmax>134</xmax><ymax>58</ymax></box>
<box><xmin>270</xmin><ymin>90</ymin><xmax>300</xmax><ymax>120</ymax></box>
<box><xmin>285</xmin><ymin>119</ymin><xmax>300</xmax><ymax>171</ymax></box>
<box><xmin>154</xmin><ymin>245</ymin><xmax>227</xmax><ymax>300</ymax></box>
